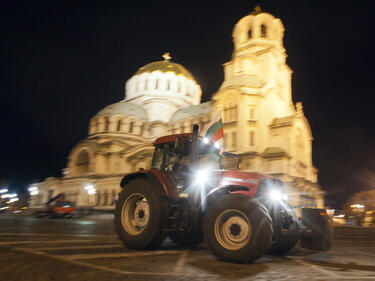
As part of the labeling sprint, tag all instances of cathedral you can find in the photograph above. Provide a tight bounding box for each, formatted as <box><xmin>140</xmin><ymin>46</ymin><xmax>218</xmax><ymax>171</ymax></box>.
<box><xmin>30</xmin><ymin>7</ymin><xmax>324</xmax><ymax>212</ymax></box>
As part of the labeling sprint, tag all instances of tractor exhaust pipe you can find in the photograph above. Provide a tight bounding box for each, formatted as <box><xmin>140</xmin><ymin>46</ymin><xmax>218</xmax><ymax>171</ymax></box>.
<box><xmin>191</xmin><ymin>124</ymin><xmax>199</xmax><ymax>169</ymax></box>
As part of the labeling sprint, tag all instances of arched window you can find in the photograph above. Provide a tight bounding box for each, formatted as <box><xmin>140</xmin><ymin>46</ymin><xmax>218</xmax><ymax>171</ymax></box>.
<box><xmin>76</xmin><ymin>150</ymin><xmax>89</xmax><ymax>174</ymax></box>
<box><xmin>177</xmin><ymin>82</ymin><xmax>181</xmax><ymax>93</ymax></box>
<box><xmin>261</xmin><ymin>24</ymin><xmax>267</xmax><ymax>38</ymax></box>
<box><xmin>104</xmin><ymin>117</ymin><xmax>110</xmax><ymax>131</ymax></box>
<box><xmin>167</xmin><ymin>80</ymin><xmax>170</xmax><ymax>90</ymax></box>
<box><xmin>224</xmin><ymin>101</ymin><xmax>237</xmax><ymax>122</ymax></box>
<box><xmin>96</xmin><ymin>191</ymin><xmax>101</xmax><ymax>206</ymax></box>
<box><xmin>111</xmin><ymin>190</ymin><xmax>117</xmax><ymax>205</ymax></box>
<box><xmin>103</xmin><ymin>191</ymin><xmax>108</xmax><ymax>206</ymax></box>
<box><xmin>249</xmin><ymin>108</ymin><xmax>255</xmax><ymax>120</ymax></box>
<box><xmin>248</xmin><ymin>29</ymin><xmax>252</xmax><ymax>39</ymax></box>
<box><xmin>96</xmin><ymin>118</ymin><xmax>100</xmax><ymax>132</ymax></box>
<box><xmin>129</xmin><ymin>120</ymin><xmax>134</xmax><ymax>133</ymax></box>
<box><xmin>232</xmin><ymin>132</ymin><xmax>237</xmax><ymax>147</ymax></box>
<box><xmin>187</xmin><ymin>86</ymin><xmax>192</xmax><ymax>97</ymax></box>
<box><xmin>155</xmin><ymin>79</ymin><xmax>159</xmax><ymax>89</ymax></box>
<box><xmin>117</xmin><ymin>119</ymin><xmax>122</xmax><ymax>131</ymax></box>
<box><xmin>249</xmin><ymin>131</ymin><xmax>255</xmax><ymax>146</ymax></box>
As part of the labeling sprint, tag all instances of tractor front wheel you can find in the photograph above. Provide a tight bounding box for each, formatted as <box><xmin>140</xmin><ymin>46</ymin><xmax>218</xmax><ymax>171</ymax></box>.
<box><xmin>204</xmin><ymin>195</ymin><xmax>273</xmax><ymax>263</ymax></box>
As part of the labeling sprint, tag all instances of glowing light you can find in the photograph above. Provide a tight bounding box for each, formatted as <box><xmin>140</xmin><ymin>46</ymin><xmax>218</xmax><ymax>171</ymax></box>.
<box><xmin>9</xmin><ymin>198</ymin><xmax>18</xmax><ymax>203</ymax></box>
<box><xmin>334</xmin><ymin>214</ymin><xmax>345</xmax><ymax>218</ymax></box>
<box><xmin>269</xmin><ymin>190</ymin><xmax>282</xmax><ymax>201</ymax></box>
<box><xmin>85</xmin><ymin>184</ymin><xmax>96</xmax><ymax>194</ymax></box>
<box><xmin>30</xmin><ymin>190</ymin><xmax>39</xmax><ymax>196</ymax></box>
<box><xmin>0</xmin><ymin>206</ymin><xmax>9</xmax><ymax>210</ymax></box>
<box><xmin>85</xmin><ymin>184</ymin><xmax>94</xmax><ymax>191</ymax></box>
<box><xmin>0</xmin><ymin>188</ymin><xmax>8</xmax><ymax>194</ymax></box>
<box><xmin>29</xmin><ymin>186</ymin><xmax>39</xmax><ymax>196</ymax></box>
<box><xmin>195</xmin><ymin>169</ymin><xmax>209</xmax><ymax>185</ymax></box>
<box><xmin>1</xmin><ymin>194</ymin><xmax>9</xmax><ymax>199</ymax></box>
<box><xmin>351</xmin><ymin>204</ymin><xmax>365</xmax><ymax>209</ymax></box>
<box><xmin>269</xmin><ymin>189</ymin><xmax>287</xmax><ymax>201</ymax></box>
<box><xmin>202</xmin><ymin>137</ymin><xmax>209</xmax><ymax>144</ymax></box>
<box><xmin>8</xmin><ymin>193</ymin><xmax>17</xmax><ymax>199</ymax></box>
<box><xmin>88</xmin><ymin>188</ymin><xmax>96</xmax><ymax>195</ymax></box>
<box><xmin>214</xmin><ymin>142</ymin><xmax>220</xmax><ymax>149</ymax></box>
<box><xmin>28</xmin><ymin>186</ymin><xmax>38</xmax><ymax>192</ymax></box>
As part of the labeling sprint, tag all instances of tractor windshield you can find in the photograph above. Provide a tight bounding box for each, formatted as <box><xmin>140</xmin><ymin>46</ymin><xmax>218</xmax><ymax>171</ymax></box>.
<box><xmin>151</xmin><ymin>137</ymin><xmax>192</xmax><ymax>170</ymax></box>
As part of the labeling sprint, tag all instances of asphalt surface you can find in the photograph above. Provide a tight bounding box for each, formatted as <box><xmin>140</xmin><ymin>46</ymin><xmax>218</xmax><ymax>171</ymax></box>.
<box><xmin>1</xmin><ymin>214</ymin><xmax>375</xmax><ymax>281</ymax></box>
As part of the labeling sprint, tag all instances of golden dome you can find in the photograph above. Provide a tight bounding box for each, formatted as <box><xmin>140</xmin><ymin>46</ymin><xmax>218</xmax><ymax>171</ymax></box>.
<box><xmin>135</xmin><ymin>53</ymin><xmax>195</xmax><ymax>81</ymax></box>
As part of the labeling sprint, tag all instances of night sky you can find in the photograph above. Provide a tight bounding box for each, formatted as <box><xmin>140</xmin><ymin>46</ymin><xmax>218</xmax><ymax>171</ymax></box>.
<box><xmin>1</xmin><ymin>0</ymin><xmax>374</xmax><ymax>208</ymax></box>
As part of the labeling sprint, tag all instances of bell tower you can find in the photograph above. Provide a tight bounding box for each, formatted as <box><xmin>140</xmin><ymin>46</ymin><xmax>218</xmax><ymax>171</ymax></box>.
<box><xmin>212</xmin><ymin>6</ymin><xmax>295</xmax><ymax>154</ymax></box>
<box><xmin>223</xmin><ymin>5</ymin><xmax>289</xmax><ymax>92</ymax></box>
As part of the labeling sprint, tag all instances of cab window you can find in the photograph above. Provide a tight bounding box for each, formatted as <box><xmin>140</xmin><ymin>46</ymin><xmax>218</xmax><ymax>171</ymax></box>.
<box><xmin>151</xmin><ymin>145</ymin><xmax>165</xmax><ymax>169</ymax></box>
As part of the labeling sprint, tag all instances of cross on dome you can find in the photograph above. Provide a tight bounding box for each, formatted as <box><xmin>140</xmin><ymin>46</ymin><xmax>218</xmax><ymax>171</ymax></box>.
<box><xmin>251</xmin><ymin>4</ymin><xmax>262</xmax><ymax>15</ymax></box>
<box><xmin>162</xmin><ymin>52</ymin><xmax>171</xmax><ymax>61</ymax></box>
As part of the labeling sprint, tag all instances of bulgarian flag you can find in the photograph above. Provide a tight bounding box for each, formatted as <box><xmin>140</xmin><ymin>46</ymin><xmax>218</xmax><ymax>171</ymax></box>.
<box><xmin>202</xmin><ymin>111</ymin><xmax>224</xmax><ymax>149</ymax></box>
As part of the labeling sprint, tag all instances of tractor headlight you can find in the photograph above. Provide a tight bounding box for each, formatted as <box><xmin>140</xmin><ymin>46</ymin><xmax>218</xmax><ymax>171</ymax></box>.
<box><xmin>269</xmin><ymin>189</ymin><xmax>288</xmax><ymax>201</ymax></box>
<box><xmin>195</xmin><ymin>169</ymin><xmax>209</xmax><ymax>185</ymax></box>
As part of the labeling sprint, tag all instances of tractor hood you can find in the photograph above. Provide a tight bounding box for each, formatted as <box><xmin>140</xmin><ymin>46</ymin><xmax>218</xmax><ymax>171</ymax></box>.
<box><xmin>199</xmin><ymin>169</ymin><xmax>268</xmax><ymax>198</ymax></box>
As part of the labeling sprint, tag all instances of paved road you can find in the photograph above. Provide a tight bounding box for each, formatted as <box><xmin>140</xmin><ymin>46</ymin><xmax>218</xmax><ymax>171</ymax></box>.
<box><xmin>1</xmin><ymin>215</ymin><xmax>375</xmax><ymax>281</ymax></box>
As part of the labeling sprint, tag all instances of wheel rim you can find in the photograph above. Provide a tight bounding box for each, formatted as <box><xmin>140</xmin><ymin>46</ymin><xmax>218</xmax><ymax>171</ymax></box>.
<box><xmin>214</xmin><ymin>209</ymin><xmax>252</xmax><ymax>250</ymax></box>
<box><xmin>121</xmin><ymin>193</ymin><xmax>150</xmax><ymax>235</ymax></box>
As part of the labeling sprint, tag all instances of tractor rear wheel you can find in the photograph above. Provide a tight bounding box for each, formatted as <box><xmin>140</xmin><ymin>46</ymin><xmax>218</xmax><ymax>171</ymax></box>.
<box><xmin>114</xmin><ymin>178</ymin><xmax>169</xmax><ymax>249</ymax></box>
<box><xmin>204</xmin><ymin>195</ymin><xmax>273</xmax><ymax>263</ymax></box>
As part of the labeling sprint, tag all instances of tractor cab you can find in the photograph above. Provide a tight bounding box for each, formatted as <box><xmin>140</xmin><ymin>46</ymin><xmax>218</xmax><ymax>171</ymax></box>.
<box><xmin>152</xmin><ymin>132</ymin><xmax>239</xmax><ymax>173</ymax></box>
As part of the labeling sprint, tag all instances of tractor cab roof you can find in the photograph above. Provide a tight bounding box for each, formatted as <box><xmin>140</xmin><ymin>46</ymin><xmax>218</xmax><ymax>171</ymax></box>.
<box><xmin>154</xmin><ymin>133</ymin><xmax>192</xmax><ymax>146</ymax></box>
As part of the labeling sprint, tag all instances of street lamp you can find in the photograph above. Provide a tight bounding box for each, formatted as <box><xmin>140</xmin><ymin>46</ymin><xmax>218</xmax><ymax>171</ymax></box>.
<box><xmin>0</xmin><ymin>188</ymin><xmax>8</xmax><ymax>194</ymax></box>
<box><xmin>85</xmin><ymin>184</ymin><xmax>96</xmax><ymax>206</ymax></box>
<box><xmin>9</xmin><ymin>198</ymin><xmax>18</xmax><ymax>203</ymax></box>
<box><xmin>351</xmin><ymin>204</ymin><xmax>365</xmax><ymax>209</ymax></box>
<box><xmin>85</xmin><ymin>184</ymin><xmax>96</xmax><ymax>194</ymax></box>
<box><xmin>8</xmin><ymin>193</ymin><xmax>17</xmax><ymax>199</ymax></box>
<box><xmin>28</xmin><ymin>186</ymin><xmax>39</xmax><ymax>196</ymax></box>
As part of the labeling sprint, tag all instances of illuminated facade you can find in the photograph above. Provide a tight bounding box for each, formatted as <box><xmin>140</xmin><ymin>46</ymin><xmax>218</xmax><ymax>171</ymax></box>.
<box><xmin>31</xmin><ymin>8</ymin><xmax>323</xmax><ymax>210</ymax></box>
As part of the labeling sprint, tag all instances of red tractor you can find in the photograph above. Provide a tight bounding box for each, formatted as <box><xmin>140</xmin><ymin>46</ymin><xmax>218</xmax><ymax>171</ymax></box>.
<box><xmin>35</xmin><ymin>193</ymin><xmax>76</xmax><ymax>218</ymax></box>
<box><xmin>114</xmin><ymin>125</ymin><xmax>332</xmax><ymax>263</ymax></box>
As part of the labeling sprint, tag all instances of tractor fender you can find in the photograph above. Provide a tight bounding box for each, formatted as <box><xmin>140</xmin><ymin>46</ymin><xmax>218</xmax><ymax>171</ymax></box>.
<box><xmin>120</xmin><ymin>171</ymin><xmax>170</xmax><ymax>198</ymax></box>
<box><xmin>200</xmin><ymin>185</ymin><xmax>250</xmax><ymax>211</ymax></box>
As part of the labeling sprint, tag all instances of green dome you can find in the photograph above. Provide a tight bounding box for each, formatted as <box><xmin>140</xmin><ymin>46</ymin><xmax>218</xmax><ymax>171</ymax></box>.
<box><xmin>135</xmin><ymin>54</ymin><xmax>195</xmax><ymax>81</ymax></box>
<box><xmin>97</xmin><ymin>101</ymin><xmax>148</xmax><ymax>120</ymax></box>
